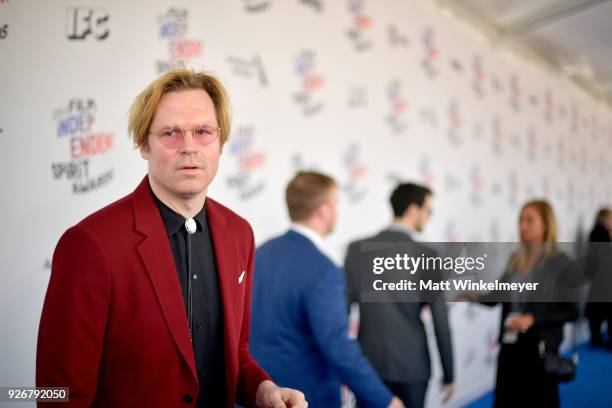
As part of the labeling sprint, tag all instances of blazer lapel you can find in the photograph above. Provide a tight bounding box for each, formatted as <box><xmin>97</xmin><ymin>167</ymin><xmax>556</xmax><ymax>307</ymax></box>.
<box><xmin>206</xmin><ymin>199</ymin><xmax>240</xmax><ymax>396</ymax></box>
<box><xmin>131</xmin><ymin>176</ymin><xmax>197</xmax><ymax>381</ymax></box>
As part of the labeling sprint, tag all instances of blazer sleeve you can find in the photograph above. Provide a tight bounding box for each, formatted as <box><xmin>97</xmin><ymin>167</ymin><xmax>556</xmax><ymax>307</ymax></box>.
<box><xmin>36</xmin><ymin>225</ymin><xmax>111</xmax><ymax>408</ymax></box>
<box><xmin>531</xmin><ymin>255</ymin><xmax>580</xmax><ymax>329</ymax></box>
<box><xmin>304</xmin><ymin>264</ymin><xmax>392</xmax><ymax>408</ymax></box>
<box><xmin>236</xmin><ymin>226</ymin><xmax>272</xmax><ymax>407</ymax></box>
<box><xmin>428</xmin><ymin>296</ymin><xmax>454</xmax><ymax>384</ymax></box>
<box><xmin>344</xmin><ymin>241</ymin><xmax>361</xmax><ymax>306</ymax></box>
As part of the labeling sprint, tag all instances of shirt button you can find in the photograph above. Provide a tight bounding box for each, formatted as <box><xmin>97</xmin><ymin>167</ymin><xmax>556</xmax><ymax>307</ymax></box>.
<box><xmin>199</xmin><ymin>368</ymin><xmax>206</xmax><ymax>376</ymax></box>
<box><xmin>196</xmin><ymin>322</ymin><xmax>202</xmax><ymax>330</ymax></box>
<box><xmin>193</xmin><ymin>274</ymin><xmax>198</xmax><ymax>280</ymax></box>
<box><xmin>182</xmin><ymin>394</ymin><xmax>193</xmax><ymax>404</ymax></box>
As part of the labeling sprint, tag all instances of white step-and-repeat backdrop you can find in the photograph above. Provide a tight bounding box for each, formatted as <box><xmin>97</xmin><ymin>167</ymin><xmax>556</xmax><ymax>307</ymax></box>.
<box><xmin>1</xmin><ymin>0</ymin><xmax>611</xmax><ymax>407</ymax></box>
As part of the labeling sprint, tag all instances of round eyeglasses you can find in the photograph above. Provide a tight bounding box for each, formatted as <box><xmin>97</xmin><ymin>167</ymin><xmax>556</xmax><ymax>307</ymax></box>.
<box><xmin>149</xmin><ymin>123</ymin><xmax>220</xmax><ymax>148</ymax></box>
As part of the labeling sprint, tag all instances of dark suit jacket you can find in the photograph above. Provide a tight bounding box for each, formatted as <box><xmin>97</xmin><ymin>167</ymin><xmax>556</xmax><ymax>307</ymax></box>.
<box><xmin>37</xmin><ymin>176</ymin><xmax>270</xmax><ymax>407</ymax></box>
<box><xmin>250</xmin><ymin>230</ymin><xmax>392</xmax><ymax>408</ymax></box>
<box><xmin>345</xmin><ymin>229</ymin><xmax>454</xmax><ymax>384</ymax></box>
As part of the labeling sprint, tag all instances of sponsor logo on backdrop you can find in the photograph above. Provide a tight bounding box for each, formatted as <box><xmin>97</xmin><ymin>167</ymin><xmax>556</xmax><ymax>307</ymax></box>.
<box><xmin>421</xmin><ymin>27</ymin><xmax>438</xmax><ymax>79</ymax></box>
<box><xmin>509</xmin><ymin>74</ymin><xmax>521</xmax><ymax>113</ymax></box>
<box><xmin>471</xmin><ymin>55</ymin><xmax>485</xmax><ymax>98</ymax></box>
<box><xmin>51</xmin><ymin>98</ymin><xmax>114</xmax><ymax>193</ymax></box>
<box><xmin>0</xmin><ymin>23</ymin><xmax>7</xmax><ymax>40</ymax></box>
<box><xmin>463</xmin><ymin>347</ymin><xmax>476</xmax><ymax>369</ymax></box>
<box><xmin>484</xmin><ymin>329</ymin><xmax>498</xmax><ymax>366</ymax></box>
<box><xmin>346</xmin><ymin>0</ymin><xmax>372</xmax><ymax>51</ymax></box>
<box><xmin>446</xmin><ymin>100</ymin><xmax>462</xmax><ymax>145</ymax></box>
<box><xmin>385</xmin><ymin>79</ymin><xmax>409</xmax><ymax>134</ymax></box>
<box><xmin>491</xmin><ymin>116</ymin><xmax>504</xmax><ymax>155</ymax></box>
<box><xmin>491</xmin><ymin>180</ymin><xmax>502</xmax><ymax>196</ymax></box>
<box><xmin>388</xmin><ymin>24</ymin><xmax>409</xmax><ymax>48</ymax></box>
<box><xmin>491</xmin><ymin>75</ymin><xmax>502</xmax><ymax>93</ymax></box>
<box><xmin>489</xmin><ymin>219</ymin><xmax>502</xmax><ymax>241</ymax></box>
<box><xmin>226</xmin><ymin>125</ymin><xmax>266</xmax><ymax>200</ymax></box>
<box><xmin>156</xmin><ymin>7</ymin><xmax>202</xmax><ymax>74</ymax></box>
<box><xmin>293</xmin><ymin>50</ymin><xmax>325</xmax><ymax>115</ymax></box>
<box><xmin>301</xmin><ymin>0</ymin><xmax>324</xmax><ymax>13</ymax></box>
<box><xmin>44</xmin><ymin>259</ymin><xmax>51</xmax><ymax>270</ymax></box>
<box><xmin>66</xmin><ymin>7</ymin><xmax>110</xmax><ymax>40</ymax></box>
<box><xmin>526</xmin><ymin>126</ymin><xmax>537</xmax><ymax>162</ymax></box>
<box><xmin>444</xmin><ymin>172</ymin><xmax>461</xmax><ymax>191</ymax></box>
<box><xmin>509</xmin><ymin>132</ymin><xmax>521</xmax><ymax>150</ymax></box>
<box><xmin>290</xmin><ymin>153</ymin><xmax>318</xmax><ymax>173</ymax></box>
<box><xmin>469</xmin><ymin>165</ymin><xmax>483</xmax><ymax>206</ymax></box>
<box><xmin>508</xmin><ymin>171</ymin><xmax>519</xmax><ymax>206</ymax></box>
<box><xmin>450</xmin><ymin>58</ymin><xmax>463</xmax><ymax>73</ymax></box>
<box><xmin>227</xmin><ymin>54</ymin><xmax>268</xmax><ymax>87</ymax></box>
<box><xmin>418</xmin><ymin>155</ymin><xmax>434</xmax><ymax>187</ymax></box>
<box><xmin>385</xmin><ymin>171</ymin><xmax>402</xmax><ymax>185</ymax></box>
<box><xmin>445</xmin><ymin>220</ymin><xmax>459</xmax><ymax>242</ymax></box>
<box><xmin>347</xmin><ymin>85</ymin><xmax>367</xmax><ymax>108</ymax></box>
<box><xmin>419</xmin><ymin>106</ymin><xmax>438</xmax><ymax>129</ymax></box>
<box><xmin>342</xmin><ymin>143</ymin><xmax>367</xmax><ymax>203</ymax></box>
<box><xmin>557</xmin><ymin>138</ymin><xmax>566</xmax><ymax>167</ymax></box>
<box><xmin>243</xmin><ymin>0</ymin><xmax>271</xmax><ymax>13</ymax></box>
<box><xmin>544</xmin><ymin>91</ymin><xmax>554</xmax><ymax>124</ymax></box>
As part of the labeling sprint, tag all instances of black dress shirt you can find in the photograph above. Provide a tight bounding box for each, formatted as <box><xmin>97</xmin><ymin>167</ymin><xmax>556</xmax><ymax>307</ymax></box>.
<box><xmin>153</xmin><ymin>192</ymin><xmax>226</xmax><ymax>408</ymax></box>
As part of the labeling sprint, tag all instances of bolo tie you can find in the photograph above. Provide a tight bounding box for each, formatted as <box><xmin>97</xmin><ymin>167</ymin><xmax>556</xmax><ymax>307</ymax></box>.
<box><xmin>185</xmin><ymin>218</ymin><xmax>197</xmax><ymax>341</ymax></box>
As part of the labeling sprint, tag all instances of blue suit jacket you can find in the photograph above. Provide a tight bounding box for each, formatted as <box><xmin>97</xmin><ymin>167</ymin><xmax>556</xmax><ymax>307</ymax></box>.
<box><xmin>250</xmin><ymin>230</ymin><xmax>392</xmax><ymax>408</ymax></box>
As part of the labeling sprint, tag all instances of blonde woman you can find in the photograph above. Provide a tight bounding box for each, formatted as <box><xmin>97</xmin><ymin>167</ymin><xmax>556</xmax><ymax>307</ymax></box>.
<box><xmin>473</xmin><ymin>200</ymin><xmax>578</xmax><ymax>407</ymax></box>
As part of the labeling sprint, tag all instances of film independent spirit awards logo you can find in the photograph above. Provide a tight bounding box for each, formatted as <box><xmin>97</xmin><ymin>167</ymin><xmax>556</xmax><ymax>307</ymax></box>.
<box><xmin>51</xmin><ymin>98</ymin><xmax>115</xmax><ymax>194</ymax></box>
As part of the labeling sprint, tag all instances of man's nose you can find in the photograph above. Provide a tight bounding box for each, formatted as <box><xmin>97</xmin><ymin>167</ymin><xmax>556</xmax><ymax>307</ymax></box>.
<box><xmin>179</xmin><ymin>129</ymin><xmax>198</xmax><ymax>152</ymax></box>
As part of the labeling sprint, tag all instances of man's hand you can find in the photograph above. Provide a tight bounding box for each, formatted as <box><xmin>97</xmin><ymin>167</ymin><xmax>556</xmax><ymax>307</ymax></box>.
<box><xmin>256</xmin><ymin>380</ymin><xmax>308</xmax><ymax>408</ymax></box>
<box><xmin>440</xmin><ymin>382</ymin><xmax>455</xmax><ymax>404</ymax></box>
<box><xmin>387</xmin><ymin>396</ymin><xmax>405</xmax><ymax>408</ymax></box>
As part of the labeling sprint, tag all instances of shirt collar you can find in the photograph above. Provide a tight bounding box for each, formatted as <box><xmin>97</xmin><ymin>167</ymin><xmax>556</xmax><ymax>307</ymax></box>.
<box><xmin>152</xmin><ymin>192</ymin><xmax>207</xmax><ymax>236</ymax></box>
<box><xmin>290</xmin><ymin>223</ymin><xmax>327</xmax><ymax>253</ymax></box>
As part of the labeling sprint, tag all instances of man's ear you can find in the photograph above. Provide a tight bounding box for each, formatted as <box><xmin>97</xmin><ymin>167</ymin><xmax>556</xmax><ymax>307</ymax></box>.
<box><xmin>403</xmin><ymin>203</ymin><xmax>418</xmax><ymax>218</ymax></box>
<box><xmin>139</xmin><ymin>143</ymin><xmax>149</xmax><ymax>160</ymax></box>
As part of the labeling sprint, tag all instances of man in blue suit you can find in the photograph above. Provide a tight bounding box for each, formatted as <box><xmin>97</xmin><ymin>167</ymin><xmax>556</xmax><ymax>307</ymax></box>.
<box><xmin>250</xmin><ymin>171</ymin><xmax>403</xmax><ymax>408</ymax></box>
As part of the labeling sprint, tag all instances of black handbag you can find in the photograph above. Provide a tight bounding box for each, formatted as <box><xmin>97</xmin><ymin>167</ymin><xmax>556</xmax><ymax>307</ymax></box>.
<box><xmin>538</xmin><ymin>324</ymin><xmax>578</xmax><ymax>383</ymax></box>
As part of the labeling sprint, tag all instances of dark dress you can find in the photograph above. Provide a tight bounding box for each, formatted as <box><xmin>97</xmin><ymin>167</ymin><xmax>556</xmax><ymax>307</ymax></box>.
<box><xmin>479</xmin><ymin>252</ymin><xmax>579</xmax><ymax>408</ymax></box>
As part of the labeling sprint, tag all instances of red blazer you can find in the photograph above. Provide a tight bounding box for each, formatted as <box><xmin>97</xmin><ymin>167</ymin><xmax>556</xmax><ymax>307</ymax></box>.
<box><xmin>37</xmin><ymin>176</ymin><xmax>270</xmax><ymax>407</ymax></box>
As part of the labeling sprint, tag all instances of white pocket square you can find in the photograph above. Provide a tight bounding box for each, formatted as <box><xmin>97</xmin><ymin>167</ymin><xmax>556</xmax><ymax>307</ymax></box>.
<box><xmin>238</xmin><ymin>270</ymin><xmax>245</xmax><ymax>284</ymax></box>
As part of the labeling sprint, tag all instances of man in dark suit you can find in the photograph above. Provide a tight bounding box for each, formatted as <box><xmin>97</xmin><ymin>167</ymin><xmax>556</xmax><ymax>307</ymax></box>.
<box><xmin>37</xmin><ymin>68</ymin><xmax>306</xmax><ymax>408</ymax></box>
<box><xmin>344</xmin><ymin>183</ymin><xmax>454</xmax><ymax>408</ymax></box>
<box><xmin>250</xmin><ymin>171</ymin><xmax>403</xmax><ymax>408</ymax></box>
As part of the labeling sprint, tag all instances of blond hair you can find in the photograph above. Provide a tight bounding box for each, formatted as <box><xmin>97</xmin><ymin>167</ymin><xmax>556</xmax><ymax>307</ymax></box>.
<box><xmin>128</xmin><ymin>68</ymin><xmax>231</xmax><ymax>148</ymax></box>
<box><xmin>509</xmin><ymin>200</ymin><xmax>559</xmax><ymax>273</ymax></box>
<box><xmin>286</xmin><ymin>171</ymin><xmax>336</xmax><ymax>222</ymax></box>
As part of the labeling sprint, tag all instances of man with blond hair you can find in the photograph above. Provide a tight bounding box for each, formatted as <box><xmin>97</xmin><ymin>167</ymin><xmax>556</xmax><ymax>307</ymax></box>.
<box><xmin>37</xmin><ymin>68</ymin><xmax>307</xmax><ymax>408</ymax></box>
<box><xmin>250</xmin><ymin>171</ymin><xmax>403</xmax><ymax>408</ymax></box>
